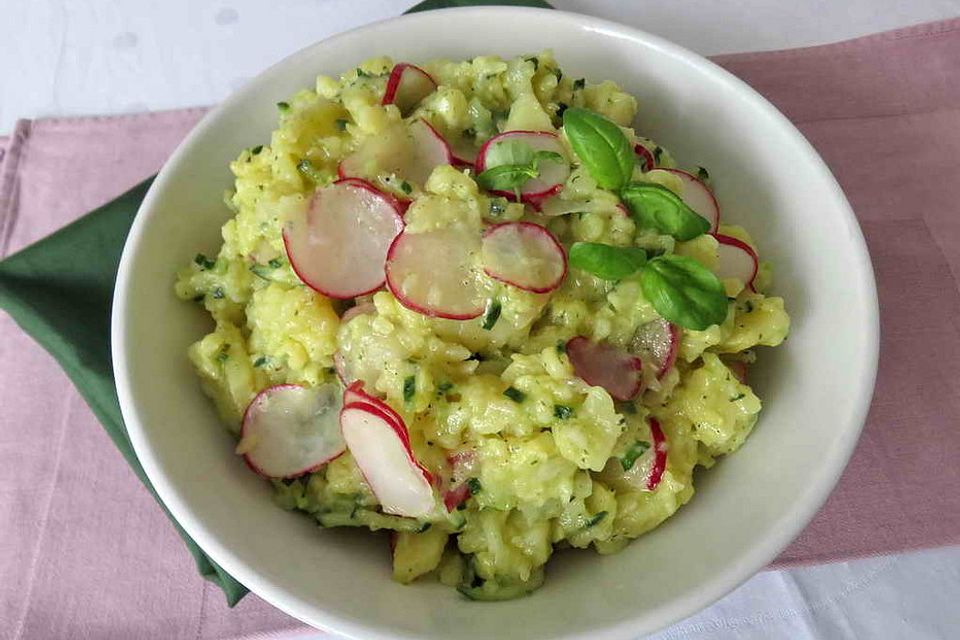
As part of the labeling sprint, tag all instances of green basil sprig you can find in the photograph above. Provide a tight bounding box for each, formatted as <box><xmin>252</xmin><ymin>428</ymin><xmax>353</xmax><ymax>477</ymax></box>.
<box><xmin>620</xmin><ymin>182</ymin><xmax>710</xmax><ymax>241</ymax></box>
<box><xmin>562</xmin><ymin>108</ymin><xmax>635</xmax><ymax>191</ymax></box>
<box><xmin>477</xmin><ymin>140</ymin><xmax>564</xmax><ymax>199</ymax></box>
<box><xmin>568</xmin><ymin>242</ymin><xmax>647</xmax><ymax>280</ymax></box>
<box><xmin>640</xmin><ymin>254</ymin><xmax>728</xmax><ymax>330</ymax></box>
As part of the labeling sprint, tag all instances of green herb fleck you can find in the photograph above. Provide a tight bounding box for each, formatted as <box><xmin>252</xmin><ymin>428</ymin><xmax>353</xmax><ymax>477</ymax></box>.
<box><xmin>620</xmin><ymin>440</ymin><xmax>651</xmax><ymax>471</ymax></box>
<box><xmin>556</xmin><ymin>339</ymin><xmax>567</xmax><ymax>354</ymax></box>
<box><xmin>553</xmin><ymin>68</ymin><xmax>563</xmax><ymax>81</ymax></box>
<box><xmin>216</xmin><ymin>345</ymin><xmax>230</xmax><ymax>363</ymax></box>
<box><xmin>525</xmin><ymin>56</ymin><xmax>539</xmax><ymax>70</ymax></box>
<box><xmin>251</xmin><ymin>145</ymin><xmax>263</xmax><ymax>155</ymax></box>
<box><xmin>503</xmin><ymin>386</ymin><xmax>526</xmax><ymax>403</ymax></box>
<box><xmin>437</xmin><ymin>382</ymin><xmax>455</xmax><ymax>395</ymax></box>
<box><xmin>488</xmin><ymin>197</ymin><xmax>508</xmax><ymax>217</ymax></box>
<box><xmin>466</xmin><ymin>478</ymin><xmax>482</xmax><ymax>495</ymax></box>
<box><xmin>418</xmin><ymin>522</ymin><xmax>432</xmax><ymax>533</ymax></box>
<box><xmin>481</xmin><ymin>298</ymin><xmax>502</xmax><ymax>330</ymax></box>
<box><xmin>268</xmin><ymin>257</ymin><xmax>283</xmax><ymax>269</ymax></box>
<box><xmin>585</xmin><ymin>511</ymin><xmax>608</xmax><ymax>527</ymax></box>
<box><xmin>194</xmin><ymin>253</ymin><xmax>216</xmax><ymax>270</ymax></box>
<box><xmin>730</xmin><ymin>393</ymin><xmax>746</xmax><ymax>402</ymax></box>
<box><xmin>554</xmin><ymin>404</ymin><xmax>574</xmax><ymax>420</ymax></box>
<box><xmin>211</xmin><ymin>287</ymin><xmax>225</xmax><ymax>300</ymax></box>
<box><xmin>335</xmin><ymin>118</ymin><xmax>348</xmax><ymax>131</ymax></box>
<box><xmin>745</xmin><ymin>300</ymin><xmax>754</xmax><ymax>313</ymax></box>
<box><xmin>250</xmin><ymin>264</ymin><xmax>272</xmax><ymax>280</ymax></box>
<box><xmin>573</xmin><ymin>78</ymin><xmax>586</xmax><ymax>91</ymax></box>
<box><xmin>653</xmin><ymin>146</ymin><xmax>663</xmax><ymax>163</ymax></box>
<box><xmin>276</xmin><ymin>101</ymin><xmax>290</xmax><ymax>112</ymax></box>
<box><xmin>697</xmin><ymin>166</ymin><xmax>710</xmax><ymax>181</ymax></box>
<box><xmin>556</xmin><ymin>102</ymin><xmax>568</xmax><ymax>119</ymax></box>
<box><xmin>619</xmin><ymin>402</ymin><xmax>637</xmax><ymax>415</ymax></box>
<box><xmin>253</xmin><ymin>356</ymin><xmax>269</xmax><ymax>368</ymax></box>
<box><xmin>399</xmin><ymin>180</ymin><xmax>413</xmax><ymax>195</ymax></box>
<box><xmin>356</xmin><ymin>68</ymin><xmax>371</xmax><ymax>78</ymax></box>
<box><xmin>192</xmin><ymin>294</ymin><xmax>205</xmax><ymax>303</ymax></box>
<box><xmin>463</xmin><ymin>127</ymin><xmax>476</xmax><ymax>138</ymax></box>
<box><xmin>403</xmin><ymin>375</ymin><xmax>416</xmax><ymax>403</ymax></box>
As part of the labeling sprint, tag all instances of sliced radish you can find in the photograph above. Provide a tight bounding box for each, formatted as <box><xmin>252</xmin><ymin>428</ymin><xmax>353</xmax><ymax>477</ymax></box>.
<box><xmin>481</xmin><ymin>222</ymin><xmax>566</xmax><ymax>293</ymax></box>
<box><xmin>338</xmin><ymin>119</ymin><xmax>453</xmax><ymax>186</ymax></box>
<box><xmin>649</xmin><ymin>168</ymin><xmax>720</xmax><ymax>233</ymax></box>
<box><xmin>443</xmin><ymin>483</ymin><xmax>471</xmax><ymax>512</ymax></box>
<box><xmin>342</xmin><ymin>381</ymin><xmax>408</xmax><ymax>427</ymax></box>
<box><xmin>726</xmin><ymin>360</ymin><xmax>749</xmax><ymax>384</ymax></box>
<box><xmin>647</xmin><ymin>419</ymin><xmax>667</xmax><ymax>490</ymax></box>
<box><xmin>475</xmin><ymin>131</ymin><xmax>570</xmax><ymax>207</ymax></box>
<box><xmin>630</xmin><ymin>318</ymin><xmax>679</xmax><ymax>380</ymax></box>
<box><xmin>385</xmin><ymin>227</ymin><xmax>484</xmax><ymax>319</ymax></box>
<box><xmin>634</xmin><ymin>143</ymin><xmax>655</xmax><ymax>172</ymax></box>
<box><xmin>609</xmin><ymin>417</ymin><xmax>667</xmax><ymax>492</ymax></box>
<box><xmin>239</xmin><ymin>384</ymin><xmax>345</xmax><ymax>478</ymax></box>
<box><xmin>283</xmin><ymin>179</ymin><xmax>403</xmax><ymax>299</ymax></box>
<box><xmin>451</xmin><ymin>138</ymin><xmax>479</xmax><ymax>167</ymax></box>
<box><xmin>382</xmin><ymin>63</ymin><xmax>437</xmax><ymax>115</ymax></box>
<box><xmin>566</xmin><ymin>337</ymin><xmax>644</xmax><ymax>401</ymax></box>
<box><xmin>714</xmin><ymin>234</ymin><xmax>759</xmax><ymax>290</ymax></box>
<box><xmin>340</xmin><ymin>301</ymin><xmax>376</xmax><ymax>325</ymax></box>
<box><xmin>340</xmin><ymin>401</ymin><xmax>435</xmax><ymax>518</ymax></box>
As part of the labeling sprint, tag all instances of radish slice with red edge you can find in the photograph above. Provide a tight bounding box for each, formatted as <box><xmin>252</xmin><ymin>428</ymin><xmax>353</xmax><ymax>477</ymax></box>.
<box><xmin>475</xmin><ymin>131</ymin><xmax>569</xmax><ymax>207</ymax></box>
<box><xmin>614</xmin><ymin>417</ymin><xmax>668</xmax><ymax>491</ymax></box>
<box><xmin>451</xmin><ymin>139</ymin><xmax>479</xmax><ymax>167</ymax></box>
<box><xmin>239</xmin><ymin>384</ymin><xmax>345</xmax><ymax>478</ymax></box>
<box><xmin>566</xmin><ymin>337</ymin><xmax>644</xmax><ymax>401</ymax></box>
<box><xmin>443</xmin><ymin>483</ymin><xmax>471</xmax><ymax>512</ymax></box>
<box><xmin>650</xmin><ymin>168</ymin><xmax>720</xmax><ymax>233</ymax></box>
<box><xmin>385</xmin><ymin>227</ymin><xmax>484</xmax><ymax>319</ymax></box>
<box><xmin>340</xmin><ymin>301</ymin><xmax>376</xmax><ymax>325</ymax></box>
<box><xmin>634</xmin><ymin>143</ymin><xmax>655</xmax><ymax>172</ymax></box>
<box><xmin>714</xmin><ymin>234</ymin><xmax>759</xmax><ymax>290</ymax></box>
<box><xmin>630</xmin><ymin>318</ymin><xmax>679</xmax><ymax>380</ymax></box>
<box><xmin>283</xmin><ymin>179</ymin><xmax>403</xmax><ymax>299</ymax></box>
<box><xmin>481</xmin><ymin>222</ymin><xmax>566</xmax><ymax>293</ymax></box>
<box><xmin>338</xmin><ymin>119</ymin><xmax>452</xmax><ymax>187</ymax></box>
<box><xmin>726</xmin><ymin>360</ymin><xmax>749</xmax><ymax>384</ymax></box>
<box><xmin>647</xmin><ymin>419</ymin><xmax>667</xmax><ymax>490</ymax></box>
<box><xmin>340</xmin><ymin>401</ymin><xmax>435</xmax><ymax>518</ymax></box>
<box><xmin>381</xmin><ymin>63</ymin><xmax>437</xmax><ymax>115</ymax></box>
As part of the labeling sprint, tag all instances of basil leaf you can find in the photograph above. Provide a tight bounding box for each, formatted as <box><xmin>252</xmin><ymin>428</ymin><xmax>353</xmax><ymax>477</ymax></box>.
<box><xmin>640</xmin><ymin>254</ymin><xmax>728</xmax><ymax>330</ymax></box>
<box><xmin>533</xmin><ymin>150</ymin><xmax>564</xmax><ymax>166</ymax></box>
<box><xmin>621</xmin><ymin>182</ymin><xmax>710</xmax><ymax>241</ymax></box>
<box><xmin>484</xmin><ymin>139</ymin><xmax>536</xmax><ymax>168</ymax></box>
<box><xmin>476</xmin><ymin>164</ymin><xmax>538</xmax><ymax>193</ymax></box>
<box><xmin>569</xmin><ymin>242</ymin><xmax>647</xmax><ymax>280</ymax></box>
<box><xmin>562</xmin><ymin>108</ymin><xmax>635</xmax><ymax>191</ymax></box>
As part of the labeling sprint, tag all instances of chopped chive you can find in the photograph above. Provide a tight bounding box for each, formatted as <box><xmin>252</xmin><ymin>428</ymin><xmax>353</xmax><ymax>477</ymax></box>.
<box><xmin>573</xmin><ymin>78</ymin><xmax>586</xmax><ymax>91</ymax></box>
<box><xmin>481</xmin><ymin>299</ymin><xmax>502</xmax><ymax>330</ymax></box>
<box><xmin>585</xmin><ymin>511</ymin><xmax>608</xmax><ymax>527</ymax></box>
<box><xmin>462</xmin><ymin>127</ymin><xmax>476</xmax><ymax>138</ymax></box>
<box><xmin>525</xmin><ymin>56</ymin><xmax>539</xmax><ymax>70</ymax></box>
<box><xmin>553</xmin><ymin>68</ymin><xmax>563</xmax><ymax>81</ymax></box>
<box><xmin>192</xmin><ymin>294</ymin><xmax>205</xmax><ymax>303</ymax></box>
<box><xmin>194</xmin><ymin>253</ymin><xmax>216</xmax><ymax>270</ymax></box>
<box><xmin>251</xmin><ymin>145</ymin><xmax>263</xmax><ymax>155</ymax></box>
<box><xmin>276</xmin><ymin>101</ymin><xmax>290</xmax><ymax>111</ymax></box>
<box><xmin>356</xmin><ymin>68</ymin><xmax>371</xmax><ymax>78</ymax></box>
<box><xmin>503</xmin><ymin>386</ymin><xmax>526</xmax><ymax>403</ymax></box>
<box><xmin>556</xmin><ymin>102</ymin><xmax>568</xmax><ymax>119</ymax></box>
<box><xmin>253</xmin><ymin>356</ymin><xmax>269</xmax><ymax>368</ymax></box>
<box><xmin>403</xmin><ymin>375</ymin><xmax>416</xmax><ymax>403</ymax></box>
<box><xmin>215</xmin><ymin>345</ymin><xmax>230</xmax><ymax>363</ymax></box>
<box><xmin>696</xmin><ymin>166</ymin><xmax>710</xmax><ymax>181</ymax></box>
<box><xmin>335</xmin><ymin>118</ymin><xmax>348</xmax><ymax>131</ymax></box>
<box><xmin>268</xmin><ymin>257</ymin><xmax>283</xmax><ymax>269</ymax></box>
<box><xmin>250</xmin><ymin>264</ymin><xmax>272</xmax><ymax>280</ymax></box>
<box><xmin>653</xmin><ymin>146</ymin><xmax>663</xmax><ymax>163</ymax></box>
<box><xmin>417</xmin><ymin>522</ymin><xmax>432</xmax><ymax>533</ymax></box>
<box><xmin>466</xmin><ymin>478</ymin><xmax>482</xmax><ymax>495</ymax></box>
<box><xmin>400</xmin><ymin>181</ymin><xmax>412</xmax><ymax>195</ymax></box>
<box><xmin>555</xmin><ymin>339</ymin><xmax>567</xmax><ymax>354</ymax></box>
<box><xmin>437</xmin><ymin>381</ymin><xmax>454</xmax><ymax>395</ymax></box>
<box><xmin>619</xmin><ymin>440</ymin><xmax>650</xmax><ymax>471</ymax></box>
<box><xmin>211</xmin><ymin>287</ymin><xmax>225</xmax><ymax>300</ymax></box>
<box><xmin>553</xmin><ymin>404</ymin><xmax>574</xmax><ymax>420</ymax></box>
<box><xmin>619</xmin><ymin>402</ymin><xmax>637</xmax><ymax>415</ymax></box>
<box><xmin>730</xmin><ymin>393</ymin><xmax>746</xmax><ymax>402</ymax></box>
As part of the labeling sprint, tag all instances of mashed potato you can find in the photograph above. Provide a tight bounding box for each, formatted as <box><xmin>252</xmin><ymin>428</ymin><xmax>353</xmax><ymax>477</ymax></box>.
<box><xmin>175</xmin><ymin>51</ymin><xmax>789</xmax><ymax>599</ymax></box>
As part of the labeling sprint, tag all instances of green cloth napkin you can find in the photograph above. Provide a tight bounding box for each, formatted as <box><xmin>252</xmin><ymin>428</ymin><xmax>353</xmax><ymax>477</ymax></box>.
<box><xmin>0</xmin><ymin>0</ymin><xmax>552</xmax><ymax>607</ymax></box>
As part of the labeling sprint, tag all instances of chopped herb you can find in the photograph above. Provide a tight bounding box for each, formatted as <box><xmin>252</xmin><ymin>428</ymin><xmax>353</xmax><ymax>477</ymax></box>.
<box><xmin>462</xmin><ymin>127</ymin><xmax>476</xmax><ymax>138</ymax></box>
<box><xmin>556</xmin><ymin>102</ymin><xmax>568</xmax><ymax>119</ymax></box>
<box><xmin>653</xmin><ymin>146</ymin><xmax>663</xmax><ymax>163</ymax></box>
<box><xmin>467</xmin><ymin>352</ymin><xmax>484</xmax><ymax>362</ymax></box>
<box><xmin>437</xmin><ymin>381</ymin><xmax>455</xmax><ymax>394</ymax></box>
<box><xmin>250</xmin><ymin>264</ymin><xmax>272</xmax><ymax>280</ymax></box>
<box><xmin>745</xmin><ymin>300</ymin><xmax>755</xmax><ymax>313</ymax></box>
<box><xmin>335</xmin><ymin>118</ymin><xmax>348</xmax><ymax>131</ymax></box>
<box><xmin>488</xmin><ymin>198</ymin><xmax>508</xmax><ymax>217</ymax></box>
<box><xmin>466</xmin><ymin>478</ymin><xmax>482</xmax><ymax>495</ymax></box>
<box><xmin>215</xmin><ymin>345</ymin><xmax>230</xmax><ymax>363</ymax></box>
<box><xmin>457</xmin><ymin>502</ymin><xmax>467</xmax><ymax>511</ymax></box>
<box><xmin>696</xmin><ymin>166</ymin><xmax>710</xmax><ymax>181</ymax></box>
<box><xmin>555</xmin><ymin>339</ymin><xmax>567</xmax><ymax>354</ymax></box>
<box><xmin>356</xmin><ymin>67</ymin><xmax>371</xmax><ymax>78</ymax></box>
<box><xmin>268</xmin><ymin>257</ymin><xmax>283</xmax><ymax>269</ymax></box>
<box><xmin>276</xmin><ymin>101</ymin><xmax>290</xmax><ymax>112</ymax></box>
<box><xmin>398</xmin><ymin>180</ymin><xmax>413</xmax><ymax>195</ymax></box>
<box><xmin>297</xmin><ymin>158</ymin><xmax>324</xmax><ymax>183</ymax></box>
<box><xmin>253</xmin><ymin>356</ymin><xmax>269</xmax><ymax>368</ymax></box>
<box><xmin>573</xmin><ymin>78</ymin><xmax>586</xmax><ymax>91</ymax></box>
<box><xmin>585</xmin><ymin>511</ymin><xmax>608</xmax><ymax>527</ymax></box>
<box><xmin>481</xmin><ymin>298</ymin><xmax>502</xmax><ymax>330</ymax></box>
<box><xmin>730</xmin><ymin>393</ymin><xmax>746</xmax><ymax>402</ymax></box>
<box><xmin>619</xmin><ymin>402</ymin><xmax>637</xmax><ymax>415</ymax></box>
<box><xmin>553</xmin><ymin>68</ymin><xmax>563</xmax><ymax>81</ymax></box>
<box><xmin>192</xmin><ymin>294</ymin><xmax>205</xmax><ymax>303</ymax></box>
<box><xmin>418</xmin><ymin>522</ymin><xmax>432</xmax><ymax>533</ymax></box>
<box><xmin>211</xmin><ymin>287</ymin><xmax>225</xmax><ymax>299</ymax></box>
<box><xmin>619</xmin><ymin>440</ymin><xmax>650</xmax><ymax>471</ymax></box>
<box><xmin>251</xmin><ymin>145</ymin><xmax>263</xmax><ymax>155</ymax></box>
<box><xmin>553</xmin><ymin>405</ymin><xmax>574</xmax><ymax>420</ymax></box>
<box><xmin>525</xmin><ymin>56</ymin><xmax>539</xmax><ymax>70</ymax></box>
<box><xmin>403</xmin><ymin>375</ymin><xmax>416</xmax><ymax>403</ymax></box>
<box><xmin>503</xmin><ymin>386</ymin><xmax>526</xmax><ymax>403</ymax></box>
<box><xmin>194</xmin><ymin>253</ymin><xmax>216</xmax><ymax>270</ymax></box>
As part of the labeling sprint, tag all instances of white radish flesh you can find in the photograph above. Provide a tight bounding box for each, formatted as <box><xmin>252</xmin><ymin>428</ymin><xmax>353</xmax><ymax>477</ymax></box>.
<box><xmin>283</xmin><ymin>179</ymin><xmax>403</xmax><ymax>299</ymax></box>
<box><xmin>648</xmin><ymin>168</ymin><xmax>720</xmax><ymax>232</ymax></box>
<box><xmin>475</xmin><ymin>131</ymin><xmax>570</xmax><ymax>204</ymax></box>
<box><xmin>566</xmin><ymin>337</ymin><xmax>644</xmax><ymax>401</ymax></box>
<box><xmin>481</xmin><ymin>222</ymin><xmax>566</xmax><ymax>293</ymax></box>
<box><xmin>382</xmin><ymin>63</ymin><xmax>437</xmax><ymax>115</ymax></box>
<box><xmin>714</xmin><ymin>234</ymin><xmax>759</xmax><ymax>289</ymax></box>
<box><xmin>239</xmin><ymin>384</ymin><xmax>345</xmax><ymax>478</ymax></box>
<box><xmin>338</xmin><ymin>119</ymin><xmax>452</xmax><ymax>187</ymax></box>
<box><xmin>610</xmin><ymin>418</ymin><xmax>667</xmax><ymax>492</ymax></box>
<box><xmin>630</xmin><ymin>318</ymin><xmax>679</xmax><ymax>380</ymax></box>
<box><xmin>385</xmin><ymin>227</ymin><xmax>484</xmax><ymax>319</ymax></box>
<box><xmin>340</xmin><ymin>402</ymin><xmax>435</xmax><ymax>518</ymax></box>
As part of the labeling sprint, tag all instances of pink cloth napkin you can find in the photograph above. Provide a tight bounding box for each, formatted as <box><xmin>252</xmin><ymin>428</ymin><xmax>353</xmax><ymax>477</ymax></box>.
<box><xmin>3</xmin><ymin>18</ymin><xmax>960</xmax><ymax>639</ymax></box>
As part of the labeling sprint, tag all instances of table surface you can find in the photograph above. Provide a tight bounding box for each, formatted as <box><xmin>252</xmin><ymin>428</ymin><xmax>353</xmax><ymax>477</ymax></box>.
<box><xmin>2</xmin><ymin>1</ymin><xmax>960</xmax><ymax>639</ymax></box>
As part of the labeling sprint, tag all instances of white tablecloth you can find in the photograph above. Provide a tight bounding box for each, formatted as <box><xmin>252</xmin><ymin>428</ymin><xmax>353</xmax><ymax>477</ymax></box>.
<box><xmin>2</xmin><ymin>1</ymin><xmax>959</xmax><ymax>638</ymax></box>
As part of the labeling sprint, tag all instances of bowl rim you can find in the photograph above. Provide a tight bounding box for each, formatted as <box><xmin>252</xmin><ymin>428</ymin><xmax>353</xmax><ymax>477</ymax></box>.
<box><xmin>112</xmin><ymin>6</ymin><xmax>880</xmax><ymax>639</ymax></box>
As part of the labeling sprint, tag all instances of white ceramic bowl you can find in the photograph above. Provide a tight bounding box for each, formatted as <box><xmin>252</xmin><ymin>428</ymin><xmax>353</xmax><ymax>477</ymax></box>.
<box><xmin>112</xmin><ymin>7</ymin><xmax>879</xmax><ymax>639</ymax></box>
